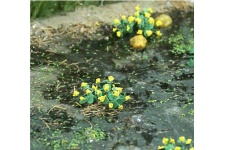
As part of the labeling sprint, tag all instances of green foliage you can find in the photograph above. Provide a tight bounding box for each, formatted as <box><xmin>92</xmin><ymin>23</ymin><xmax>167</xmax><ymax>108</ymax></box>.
<box><xmin>158</xmin><ymin>136</ymin><xmax>194</xmax><ymax>150</ymax></box>
<box><xmin>112</xmin><ymin>5</ymin><xmax>162</xmax><ymax>38</ymax></box>
<box><xmin>73</xmin><ymin>76</ymin><xmax>131</xmax><ymax>109</ymax></box>
<box><xmin>187</xmin><ymin>47</ymin><xmax>194</xmax><ymax>67</ymax></box>
<box><xmin>30</xmin><ymin>1</ymin><xmax>102</xmax><ymax>19</ymax></box>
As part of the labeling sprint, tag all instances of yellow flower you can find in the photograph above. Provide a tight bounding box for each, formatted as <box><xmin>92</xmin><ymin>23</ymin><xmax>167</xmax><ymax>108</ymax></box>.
<box><xmin>170</xmin><ymin>138</ymin><xmax>175</xmax><ymax>144</ymax></box>
<box><xmin>156</xmin><ymin>20</ymin><xmax>163</xmax><ymax>27</ymax></box>
<box><xmin>149</xmin><ymin>17</ymin><xmax>154</xmax><ymax>25</ymax></box>
<box><xmin>81</xmin><ymin>82</ymin><xmax>87</xmax><ymax>87</ymax></box>
<box><xmin>156</xmin><ymin>30</ymin><xmax>162</xmax><ymax>37</ymax></box>
<box><xmin>116</xmin><ymin>87</ymin><xmax>123</xmax><ymax>93</ymax></box>
<box><xmin>96</xmin><ymin>78</ymin><xmax>101</xmax><ymax>83</ymax></box>
<box><xmin>113</xmin><ymin>28</ymin><xmax>117</xmax><ymax>32</ymax></box>
<box><xmin>179</xmin><ymin>136</ymin><xmax>186</xmax><ymax>143</ymax></box>
<box><xmin>128</xmin><ymin>16</ymin><xmax>135</xmax><ymax>23</ymax></box>
<box><xmin>109</xmin><ymin>103</ymin><xmax>113</xmax><ymax>108</ymax></box>
<box><xmin>113</xmin><ymin>91</ymin><xmax>120</xmax><ymax>97</ymax></box>
<box><xmin>135</xmin><ymin>5</ymin><xmax>140</xmax><ymax>11</ymax></box>
<box><xmin>186</xmin><ymin>139</ymin><xmax>192</xmax><ymax>144</ymax></box>
<box><xmin>135</xmin><ymin>18</ymin><xmax>142</xmax><ymax>24</ymax></box>
<box><xmin>144</xmin><ymin>12</ymin><xmax>150</xmax><ymax>18</ymax></box>
<box><xmin>114</xmin><ymin>19</ymin><xmax>120</xmax><ymax>25</ymax></box>
<box><xmin>146</xmin><ymin>30</ymin><xmax>153</xmax><ymax>37</ymax></box>
<box><xmin>189</xmin><ymin>147</ymin><xmax>194</xmax><ymax>150</ymax></box>
<box><xmin>121</xmin><ymin>15</ymin><xmax>126</xmax><ymax>20</ymax></box>
<box><xmin>73</xmin><ymin>90</ymin><xmax>79</xmax><ymax>96</ymax></box>
<box><xmin>98</xmin><ymin>95</ymin><xmax>106</xmax><ymax>102</ymax></box>
<box><xmin>95</xmin><ymin>22</ymin><xmax>99</xmax><ymax>26</ymax></box>
<box><xmin>80</xmin><ymin>96</ymin><xmax>84</xmax><ymax>101</ymax></box>
<box><xmin>134</xmin><ymin>11</ymin><xmax>139</xmax><ymax>17</ymax></box>
<box><xmin>148</xmin><ymin>8</ymin><xmax>153</xmax><ymax>13</ymax></box>
<box><xmin>108</xmin><ymin>76</ymin><xmax>114</xmax><ymax>82</ymax></box>
<box><xmin>92</xmin><ymin>85</ymin><xmax>97</xmax><ymax>90</ymax></box>
<box><xmin>126</xmin><ymin>25</ymin><xmax>130</xmax><ymax>32</ymax></box>
<box><xmin>137</xmin><ymin>30</ymin><xmax>143</xmax><ymax>35</ymax></box>
<box><xmin>174</xmin><ymin>146</ymin><xmax>181</xmax><ymax>150</ymax></box>
<box><xmin>96</xmin><ymin>90</ymin><xmax>102</xmax><ymax>96</ymax></box>
<box><xmin>104</xmin><ymin>84</ymin><xmax>110</xmax><ymax>92</ymax></box>
<box><xmin>125</xmin><ymin>95</ymin><xmax>131</xmax><ymax>101</ymax></box>
<box><xmin>116</xmin><ymin>31</ymin><xmax>121</xmax><ymax>37</ymax></box>
<box><xmin>86</xmin><ymin>89</ymin><xmax>91</xmax><ymax>94</ymax></box>
<box><xmin>162</xmin><ymin>137</ymin><xmax>169</xmax><ymax>145</ymax></box>
<box><xmin>118</xmin><ymin>105</ymin><xmax>123</xmax><ymax>110</ymax></box>
<box><xmin>158</xmin><ymin>146</ymin><xmax>165</xmax><ymax>150</ymax></box>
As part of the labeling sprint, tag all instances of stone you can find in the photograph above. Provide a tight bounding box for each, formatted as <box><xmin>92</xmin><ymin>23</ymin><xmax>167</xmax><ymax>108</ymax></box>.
<box><xmin>155</xmin><ymin>14</ymin><xmax>172</xmax><ymax>28</ymax></box>
<box><xmin>130</xmin><ymin>35</ymin><xmax>147</xmax><ymax>50</ymax></box>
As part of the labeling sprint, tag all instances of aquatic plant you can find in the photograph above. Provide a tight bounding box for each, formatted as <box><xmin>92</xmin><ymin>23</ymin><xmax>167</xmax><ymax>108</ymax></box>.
<box><xmin>112</xmin><ymin>5</ymin><xmax>165</xmax><ymax>38</ymax></box>
<box><xmin>73</xmin><ymin>76</ymin><xmax>131</xmax><ymax>109</ymax></box>
<box><xmin>158</xmin><ymin>136</ymin><xmax>194</xmax><ymax>150</ymax></box>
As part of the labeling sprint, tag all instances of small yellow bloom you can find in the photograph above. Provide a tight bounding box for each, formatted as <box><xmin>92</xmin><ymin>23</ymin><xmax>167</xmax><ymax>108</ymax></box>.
<box><xmin>92</xmin><ymin>85</ymin><xmax>97</xmax><ymax>90</ymax></box>
<box><xmin>96</xmin><ymin>78</ymin><xmax>101</xmax><ymax>84</ymax></box>
<box><xmin>146</xmin><ymin>30</ymin><xmax>153</xmax><ymax>37</ymax></box>
<box><xmin>189</xmin><ymin>147</ymin><xmax>194</xmax><ymax>150</ymax></box>
<box><xmin>98</xmin><ymin>95</ymin><xmax>106</xmax><ymax>102</ymax></box>
<box><xmin>95</xmin><ymin>22</ymin><xmax>99</xmax><ymax>26</ymax></box>
<box><xmin>80</xmin><ymin>96</ymin><xmax>84</xmax><ymax>101</ymax></box>
<box><xmin>134</xmin><ymin>11</ymin><xmax>139</xmax><ymax>17</ymax></box>
<box><xmin>156</xmin><ymin>20</ymin><xmax>163</xmax><ymax>27</ymax></box>
<box><xmin>156</xmin><ymin>30</ymin><xmax>162</xmax><ymax>37</ymax></box>
<box><xmin>118</xmin><ymin>105</ymin><xmax>123</xmax><ymax>110</ymax></box>
<box><xmin>135</xmin><ymin>5</ymin><xmax>140</xmax><ymax>11</ymax></box>
<box><xmin>148</xmin><ymin>8</ymin><xmax>153</xmax><ymax>13</ymax></box>
<box><xmin>113</xmin><ymin>28</ymin><xmax>117</xmax><ymax>32</ymax></box>
<box><xmin>179</xmin><ymin>136</ymin><xmax>186</xmax><ymax>143</ymax></box>
<box><xmin>73</xmin><ymin>90</ymin><xmax>79</xmax><ymax>96</ymax></box>
<box><xmin>114</xmin><ymin>19</ymin><xmax>120</xmax><ymax>25</ymax></box>
<box><xmin>113</xmin><ymin>91</ymin><xmax>120</xmax><ymax>97</ymax></box>
<box><xmin>108</xmin><ymin>76</ymin><xmax>114</xmax><ymax>82</ymax></box>
<box><xmin>128</xmin><ymin>16</ymin><xmax>135</xmax><ymax>23</ymax></box>
<box><xmin>116</xmin><ymin>31</ymin><xmax>121</xmax><ymax>37</ymax></box>
<box><xmin>137</xmin><ymin>30</ymin><xmax>143</xmax><ymax>35</ymax></box>
<box><xmin>149</xmin><ymin>17</ymin><xmax>154</xmax><ymax>25</ymax></box>
<box><xmin>170</xmin><ymin>138</ymin><xmax>175</xmax><ymax>144</ymax></box>
<box><xmin>158</xmin><ymin>146</ymin><xmax>165</xmax><ymax>150</ymax></box>
<box><xmin>116</xmin><ymin>87</ymin><xmax>123</xmax><ymax>93</ymax></box>
<box><xmin>144</xmin><ymin>12</ymin><xmax>150</xmax><ymax>18</ymax></box>
<box><xmin>86</xmin><ymin>89</ymin><xmax>91</xmax><ymax>94</ymax></box>
<box><xmin>186</xmin><ymin>139</ymin><xmax>192</xmax><ymax>144</ymax></box>
<box><xmin>96</xmin><ymin>90</ymin><xmax>102</xmax><ymax>96</ymax></box>
<box><xmin>104</xmin><ymin>84</ymin><xmax>110</xmax><ymax>92</ymax></box>
<box><xmin>126</xmin><ymin>25</ymin><xmax>130</xmax><ymax>32</ymax></box>
<box><xmin>125</xmin><ymin>95</ymin><xmax>131</xmax><ymax>101</ymax></box>
<box><xmin>81</xmin><ymin>82</ymin><xmax>87</xmax><ymax>87</ymax></box>
<box><xmin>109</xmin><ymin>103</ymin><xmax>113</xmax><ymax>108</ymax></box>
<box><xmin>121</xmin><ymin>15</ymin><xmax>126</xmax><ymax>20</ymax></box>
<box><xmin>162</xmin><ymin>137</ymin><xmax>169</xmax><ymax>145</ymax></box>
<box><xmin>174</xmin><ymin>146</ymin><xmax>181</xmax><ymax>150</ymax></box>
<box><xmin>135</xmin><ymin>18</ymin><xmax>141</xmax><ymax>24</ymax></box>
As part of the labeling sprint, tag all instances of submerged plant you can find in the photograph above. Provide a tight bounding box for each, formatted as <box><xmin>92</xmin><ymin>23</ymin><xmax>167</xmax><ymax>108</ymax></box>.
<box><xmin>158</xmin><ymin>136</ymin><xmax>194</xmax><ymax>150</ymax></box>
<box><xmin>112</xmin><ymin>5</ymin><xmax>164</xmax><ymax>38</ymax></box>
<box><xmin>73</xmin><ymin>76</ymin><xmax>131</xmax><ymax>109</ymax></box>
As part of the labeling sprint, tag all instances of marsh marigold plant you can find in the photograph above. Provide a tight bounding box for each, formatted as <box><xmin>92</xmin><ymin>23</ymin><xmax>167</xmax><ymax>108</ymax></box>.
<box><xmin>73</xmin><ymin>76</ymin><xmax>131</xmax><ymax>109</ymax></box>
<box><xmin>112</xmin><ymin>5</ymin><xmax>163</xmax><ymax>38</ymax></box>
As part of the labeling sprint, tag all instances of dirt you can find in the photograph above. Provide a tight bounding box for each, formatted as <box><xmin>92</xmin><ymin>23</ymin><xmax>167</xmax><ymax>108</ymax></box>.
<box><xmin>30</xmin><ymin>1</ymin><xmax>194</xmax><ymax>150</ymax></box>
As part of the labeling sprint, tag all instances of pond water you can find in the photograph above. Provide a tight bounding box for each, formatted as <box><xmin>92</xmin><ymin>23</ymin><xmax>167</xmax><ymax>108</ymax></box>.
<box><xmin>30</xmin><ymin>2</ymin><xmax>194</xmax><ymax>150</ymax></box>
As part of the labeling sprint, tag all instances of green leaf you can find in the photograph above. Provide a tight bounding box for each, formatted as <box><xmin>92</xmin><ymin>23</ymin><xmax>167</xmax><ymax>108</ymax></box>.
<box><xmin>189</xmin><ymin>47</ymin><xmax>194</xmax><ymax>54</ymax></box>
<box><xmin>107</xmin><ymin>92</ymin><xmax>114</xmax><ymax>101</ymax></box>
<box><xmin>188</xmin><ymin>58</ymin><xmax>194</xmax><ymax>67</ymax></box>
<box><xmin>87</xmin><ymin>94</ymin><xmax>95</xmax><ymax>104</ymax></box>
<box><xmin>79</xmin><ymin>99</ymin><xmax>87</xmax><ymax>104</ymax></box>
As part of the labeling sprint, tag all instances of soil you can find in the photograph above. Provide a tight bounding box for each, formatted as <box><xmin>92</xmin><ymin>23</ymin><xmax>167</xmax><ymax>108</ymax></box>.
<box><xmin>30</xmin><ymin>1</ymin><xmax>194</xmax><ymax>150</ymax></box>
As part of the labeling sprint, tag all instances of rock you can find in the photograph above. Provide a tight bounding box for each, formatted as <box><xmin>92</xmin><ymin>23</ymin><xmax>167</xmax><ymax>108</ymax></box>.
<box><xmin>130</xmin><ymin>35</ymin><xmax>147</xmax><ymax>50</ymax></box>
<box><xmin>155</xmin><ymin>14</ymin><xmax>172</xmax><ymax>28</ymax></box>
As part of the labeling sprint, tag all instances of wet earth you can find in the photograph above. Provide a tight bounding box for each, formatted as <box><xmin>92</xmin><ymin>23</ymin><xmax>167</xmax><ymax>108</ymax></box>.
<box><xmin>30</xmin><ymin>4</ymin><xmax>194</xmax><ymax>150</ymax></box>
